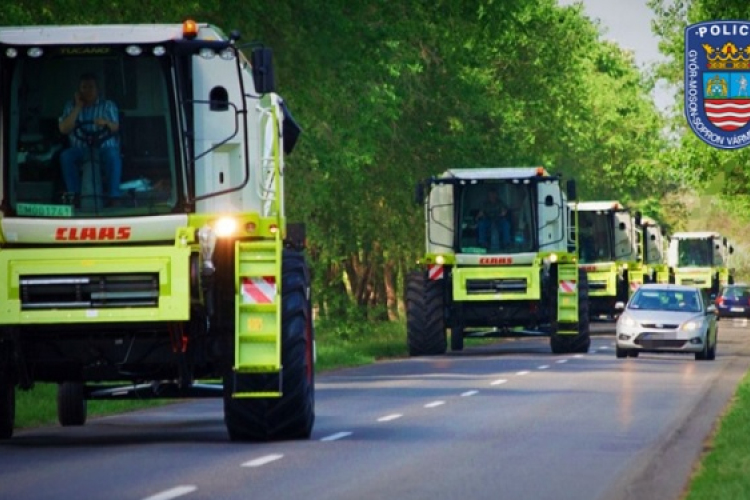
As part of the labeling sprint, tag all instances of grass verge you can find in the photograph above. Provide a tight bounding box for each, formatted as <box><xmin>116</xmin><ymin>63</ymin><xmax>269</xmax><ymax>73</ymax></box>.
<box><xmin>683</xmin><ymin>370</ymin><xmax>750</xmax><ymax>500</ymax></box>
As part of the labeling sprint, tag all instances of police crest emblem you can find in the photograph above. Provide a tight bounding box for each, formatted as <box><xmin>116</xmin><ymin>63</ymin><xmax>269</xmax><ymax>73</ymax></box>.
<box><xmin>685</xmin><ymin>21</ymin><xmax>750</xmax><ymax>149</ymax></box>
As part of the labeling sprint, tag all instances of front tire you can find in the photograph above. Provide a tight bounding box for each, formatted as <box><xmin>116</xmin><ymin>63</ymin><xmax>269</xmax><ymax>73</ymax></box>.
<box><xmin>223</xmin><ymin>250</ymin><xmax>315</xmax><ymax>441</ymax></box>
<box><xmin>0</xmin><ymin>378</ymin><xmax>14</xmax><ymax>440</ymax></box>
<box><xmin>57</xmin><ymin>382</ymin><xmax>86</xmax><ymax>427</ymax></box>
<box><xmin>406</xmin><ymin>271</ymin><xmax>447</xmax><ymax>356</ymax></box>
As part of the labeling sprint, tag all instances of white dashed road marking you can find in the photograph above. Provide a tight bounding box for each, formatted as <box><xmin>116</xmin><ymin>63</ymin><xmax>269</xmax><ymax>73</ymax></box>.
<box><xmin>491</xmin><ymin>379</ymin><xmax>508</xmax><ymax>386</ymax></box>
<box><xmin>142</xmin><ymin>486</ymin><xmax>197</xmax><ymax>500</ymax></box>
<box><xmin>461</xmin><ymin>390</ymin><xmax>479</xmax><ymax>397</ymax></box>
<box><xmin>424</xmin><ymin>401</ymin><xmax>446</xmax><ymax>408</ymax></box>
<box><xmin>516</xmin><ymin>371</ymin><xmax>530</xmax><ymax>376</ymax></box>
<box><xmin>538</xmin><ymin>365</ymin><xmax>550</xmax><ymax>370</ymax></box>
<box><xmin>242</xmin><ymin>454</ymin><xmax>284</xmax><ymax>468</ymax></box>
<box><xmin>556</xmin><ymin>359</ymin><xmax>568</xmax><ymax>364</ymax></box>
<box><xmin>574</xmin><ymin>354</ymin><xmax>584</xmax><ymax>358</ymax></box>
<box><xmin>320</xmin><ymin>432</ymin><xmax>353</xmax><ymax>442</ymax></box>
<box><xmin>378</xmin><ymin>414</ymin><xmax>403</xmax><ymax>422</ymax></box>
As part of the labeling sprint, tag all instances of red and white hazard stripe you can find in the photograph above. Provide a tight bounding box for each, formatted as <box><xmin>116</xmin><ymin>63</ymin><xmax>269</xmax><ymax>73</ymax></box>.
<box><xmin>428</xmin><ymin>265</ymin><xmax>444</xmax><ymax>281</ymax></box>
<box><xmin>241</xmin><ymin>277</ymin><xmax>276</xmax><ymax>304</ymax></box>
<box><xmin>559</xmin><ymin>280</ymin><xmax>577</xmax><ymax>293</ymax></box>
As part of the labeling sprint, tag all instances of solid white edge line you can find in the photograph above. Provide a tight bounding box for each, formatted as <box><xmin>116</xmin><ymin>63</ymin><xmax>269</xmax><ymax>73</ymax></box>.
<box><xmin>242</xmin><ymin>454</ymin><xmax>284</xmax><ymax>468</ymax></box>
<box><xmin>538</xmin><ymin>365</ymin><xmax>550</xmax><ymax>370</ymax></box>
<box><xmin>461</xmin><ymin>390</ymin><xmax>479</xmax><ymax>396</ymax></box>
<box><xmin>320</xmin><ymin>432</ymin><xmax>353</xmax><ymax>442</ymax></box>
<box><xmin>142</xmin><ymin>485</ymin><xmax>197</xmax><ymax>500</ymax></box>
<box><xmin>516</xmin><ymin>370</ymin><xmax>530</xmax><ymax>376</ymax></box>
<box><xmin>490</xmin><ymin>379</ymin><xmax>508</xmax><ymax>386</ymax></box>
<box><xmin>424</xmin><ymin>401</ymin><xmax>445</xmax><ymax>408</ymax></box>
<box><xmin>556</xmin><ymin>359</ymin><xmax>568</xmax><ymax>364</ymax></box>
<box><xmin>378</xmin><ymin>414</ymin><xmax>403</xmax><ymax>422</ymax></box>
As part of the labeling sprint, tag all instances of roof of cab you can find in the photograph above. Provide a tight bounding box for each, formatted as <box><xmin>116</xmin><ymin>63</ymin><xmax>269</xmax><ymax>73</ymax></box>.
<box><xmin>439</xmin><ymin>167</ymin><xmax>551</xmax><ymax>180</ymax></box>
<box><xmin>0</xmin><ymin>23</ymin><xmax>224</xmax><ymax>45</ymax></box>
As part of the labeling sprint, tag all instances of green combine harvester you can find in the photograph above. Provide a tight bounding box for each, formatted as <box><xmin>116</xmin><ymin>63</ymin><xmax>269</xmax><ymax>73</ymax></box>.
<box><xmin>406</xmin><ymin>167</ymin><xmax>590</xmax><ymax>355</ymax></box>
<box><xmin>0</xmin><ymin>21</ymin><xmax>314</xmax><ymax>441</ymax></box>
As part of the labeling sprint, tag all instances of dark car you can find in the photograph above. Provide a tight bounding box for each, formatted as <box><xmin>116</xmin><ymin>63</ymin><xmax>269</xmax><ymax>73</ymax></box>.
<box><xmin>715</xmin><ymin>284</ymin><xmax>750</xmax><ymax>319</ymax></box>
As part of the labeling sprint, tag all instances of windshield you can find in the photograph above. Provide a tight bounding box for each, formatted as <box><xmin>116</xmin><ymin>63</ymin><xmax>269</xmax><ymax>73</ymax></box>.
<box><xmin>578</xmin><ymin>211</ymin><xmax>614</xmax><ymax>263</ymax></box>
<box><xmin>628</xmin><ymin>289</ymin><xmax>702</xmax><ymax>313</ymax></box>
<box><xmin>458</xmin><ymin>182</ymin><xmax>535</xmax><ymax>254</ymax></box>
<box><xmin>677</xmin><ymin>238</ymin><xmax>713</xmax><ymax>267</ymax></box>
<box><xmin>5</xmin><ymin>52</ymin><xmax>179</xmax><ymax>217</ymax></box>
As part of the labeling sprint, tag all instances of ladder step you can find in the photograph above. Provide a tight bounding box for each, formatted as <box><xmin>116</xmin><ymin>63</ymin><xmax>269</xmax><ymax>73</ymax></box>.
<box><xmin>239</xmin><ymin>333</ymin><xmax>277</xmax><ymax>343</ymax></box>
<box><xmin>239</xmin><ymin>302</ymin><xmax>277</xmax><ymax>313</ymax></box>
<box><xmin>233</xmin><ymin>391</ymin><xmax>282</xmax><ymax>399</ymax></box>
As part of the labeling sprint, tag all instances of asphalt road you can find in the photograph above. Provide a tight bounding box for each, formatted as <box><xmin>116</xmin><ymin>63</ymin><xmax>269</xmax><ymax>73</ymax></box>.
<box><xmin>2</xmin><ymin>319</ymin><xmax>749</xmax><ymax>500</ymax></box>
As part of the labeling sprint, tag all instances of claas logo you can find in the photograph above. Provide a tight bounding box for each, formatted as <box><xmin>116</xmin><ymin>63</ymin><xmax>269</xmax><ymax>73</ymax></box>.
<box><xmin>55</xmin><ymin>226</ymin><xmax>131</xmax><ymax>241</ymax></box>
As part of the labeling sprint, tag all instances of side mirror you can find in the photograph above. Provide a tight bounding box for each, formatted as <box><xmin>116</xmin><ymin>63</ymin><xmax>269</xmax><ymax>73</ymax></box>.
<box><xmin>730</xmin><ymin>246</ymin><xmax>735</xmax><ymax>254</ymax></box>
<box><xmin>634</xmin><ymin>211</ymin><xmax>642</xmax><ymax>226</ymax></box>
<box><xmin>614</xmin><ymin>301</ymin><xmax>625</xmax><ymax>311</ymax></box>
<box><xmin>566</xmin><ymin>179</ymin><xmax>577</xmax><ymax>201</ymax></box>
<box><xmin>251</xmin><ymin>47</ymin><xmax>276</xmax><ymax>94</ymax></box>
<box><xmin>618</xmin><ymin>222</ymin><xmax>626</xmax><ymax>231</ymax></box>
<box><xmin>279</xmin><ymin>99</ymin><xmax>301</xmax><ymax>154</ymax></box>
<box><xmin>706</xmin><ymin>304</ymin><xmax>717</xmax><ymax>315</ymax></box>
<box><xmin>414</xmin><ymin>183</ymin><xmax>425</xmax><ymax>204</ymax></box>
<box><xmin>545</xmin><ymin>195</ymin><xmax>554</xmax><ymax>207</ymax></box>
<box><xmin>723</xmin><ymin>237</ymin><xmax>728</xmax><ymax>245</ymax></box>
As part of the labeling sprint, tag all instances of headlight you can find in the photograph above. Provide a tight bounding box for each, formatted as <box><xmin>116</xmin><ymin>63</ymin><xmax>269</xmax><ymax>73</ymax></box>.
<box><xmin>681</xmin><ymin>320</ymin><xmax>703</xmax><ymax>331</ymax></box>
<box><xmin>214</xmin><ymin>217</ymin><xmax>238</xmax><ymax>237</ymax></box>
<box><xmin>618</xmin><ymin>313</ymin><xmax>639</xmax><ymax>328</ymax></box>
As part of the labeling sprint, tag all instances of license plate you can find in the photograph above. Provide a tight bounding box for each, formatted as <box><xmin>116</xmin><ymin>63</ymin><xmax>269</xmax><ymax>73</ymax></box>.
<box><xmin>731</xmin><ymin>307</ymin><xmax>745</xmax><ymax>312</ymax></box>
<box><xmin>641</xmin><ymin>332</ymin><xmax>676</xmax><ymax>340</ymax></box>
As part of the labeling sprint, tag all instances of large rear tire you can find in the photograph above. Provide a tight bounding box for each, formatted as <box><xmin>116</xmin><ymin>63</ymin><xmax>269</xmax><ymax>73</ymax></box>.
<box><xmin>224</xmin><ymin>250</ymin><xmax>315</xmax><ymax>441</ymax></box>
<box><xmin>450</xmin><ymin>325</ymin><xmax>464</xmax><ymax>352</ymax></box>
<box><xmin>57</xmin><ymin>382</ymin><xmax>87</xmax><ymax>427</ymax></box>
<box><xmin>406</xmin><ymin>271</ymin><xmax>447</xmax><ymax>356</ymax></box>
<box><xmin>0</xmin><ymin>378</ymin><xmax>13</xmax><ymax>440</ymax></box>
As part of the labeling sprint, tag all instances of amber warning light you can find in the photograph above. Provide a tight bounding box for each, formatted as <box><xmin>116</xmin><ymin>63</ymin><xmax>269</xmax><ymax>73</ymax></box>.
<box><xmin>183</xmin><ymin>20</ymin><xmax>198</xmax><ymax>39</ymax></box>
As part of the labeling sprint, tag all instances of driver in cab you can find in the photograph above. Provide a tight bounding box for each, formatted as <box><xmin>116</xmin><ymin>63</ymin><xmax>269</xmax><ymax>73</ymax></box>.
<box><xmin>58</xmin><ymin>73</ymin><xmax>122</xmax><ymax>206</ymax></box>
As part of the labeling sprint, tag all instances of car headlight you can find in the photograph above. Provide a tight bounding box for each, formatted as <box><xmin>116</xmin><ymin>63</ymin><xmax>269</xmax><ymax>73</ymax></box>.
<box><xmin>680</xmin><ymin>319</ymin><xmax>703</xmax><ymax>331</ymax></box>
<box><xmin>618</xmin><ymin>313</ymin><xmax>639</xmax><ymax>328</ymax></box>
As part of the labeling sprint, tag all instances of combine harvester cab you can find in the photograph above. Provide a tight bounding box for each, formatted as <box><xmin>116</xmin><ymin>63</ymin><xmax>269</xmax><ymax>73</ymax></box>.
<box><xmin>668</xmin><ymin>232</ymin><xmax>735</xmax><ymax>298</ymax></box>
<box><xmin>634</xmin><ymin>213</ymin><xmax>670</xmax><ymax>285</ymax></box>
<box><xmin>0</xmin><ymin>21</ymin><xmax>314</xmax><ymax>441</ymax></box>
<box><xmin>406</xmin><ymin>167</ymin><xmax>590</xmax><ymax>355</ymax></box>
<box><xmin>572</xmin><ymin>201</ymin><xmax>640</xmax><ymax>319</ymax></box>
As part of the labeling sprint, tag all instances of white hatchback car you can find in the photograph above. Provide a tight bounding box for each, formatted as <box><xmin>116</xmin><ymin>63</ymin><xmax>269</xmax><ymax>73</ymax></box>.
<box><xmin>615</xmin><ymin>284</ymin><xmax>717</xmax><ymax>360</ymax></box>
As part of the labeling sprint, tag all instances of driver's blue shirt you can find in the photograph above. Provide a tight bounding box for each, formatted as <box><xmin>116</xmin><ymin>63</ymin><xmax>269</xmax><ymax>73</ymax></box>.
<box><xmin>60</xmin><ymin>98</ymin><xmax>120</xmax><ymax>149</ymax></box>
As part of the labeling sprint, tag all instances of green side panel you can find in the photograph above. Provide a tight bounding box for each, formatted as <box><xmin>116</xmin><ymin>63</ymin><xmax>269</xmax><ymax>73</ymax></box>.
<box><xmin>673</xmin><ymin>268</ymin><xmax>713</xmax><ymax>289</ymax></box>
<box><xmin>582</xmin><ymin>263</ymin><xmax>617</xmax><ymax>298</ymax></box>
<box><xmin>233</xmin><ymin>238</ymin><xmax>282</xmax><ymax>396</ymax></box>
<box><xmin>719</xmin><ymin>268</ymin><xmax>730</xmax><ymax>287</ymax></box>
<box><xmin>452</xmin><ymin>264</ymin><xmax>541</xmax><ymax>302</ymax></box>
<box><xmin>626</xmin><ymin>262</ymin><xmax>644</xmax><ymax>296</ymax></box>
<box><xmin>0</xmin><ymin>246</ymin><xmax>190</xmax><ymax>324</ymax></box>
<box><xmin>557</xmin><ymin>263</ymin><xmax>579</xmax><ymax>326</ymax></box>
<box><xmin>653</xmin><ymin>265</ymin><xmax>670</xmax><ymax>284</ymax></box>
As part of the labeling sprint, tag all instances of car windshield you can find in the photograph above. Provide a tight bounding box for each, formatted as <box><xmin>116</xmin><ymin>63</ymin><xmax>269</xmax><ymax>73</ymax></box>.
<box><xmin>722</xmin><ymin>286</ymin><xmax>750</xmax><ymax>300</ymax></box>
<box><xmin>628</xmin><ymin>289</ymin><xmax>702</xmax><ymax>313</ymax></box>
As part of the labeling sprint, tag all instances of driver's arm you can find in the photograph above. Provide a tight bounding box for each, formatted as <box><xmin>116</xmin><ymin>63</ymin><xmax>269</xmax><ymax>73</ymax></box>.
<box><xmin>59</xmin><ymin>102</ymin><xmax>81</xmax><ymax>136</ymax></box>
<box><xmin>97</xmin><ymin>101</ymin><xmax>120</xmax><ymax>133</ymax></box>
